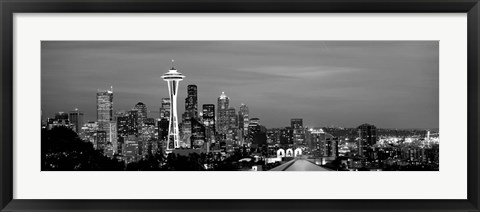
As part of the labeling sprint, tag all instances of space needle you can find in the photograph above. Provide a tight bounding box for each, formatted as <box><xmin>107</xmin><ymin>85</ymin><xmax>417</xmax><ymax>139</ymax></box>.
<box><xmin>161</xmin><ymin>60</ymin><xmax>185</xmax><ymax>150</ymax></box>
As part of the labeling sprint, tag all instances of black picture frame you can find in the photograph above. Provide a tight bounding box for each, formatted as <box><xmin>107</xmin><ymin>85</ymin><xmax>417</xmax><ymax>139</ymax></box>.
<box><xmin>1</xmin><ymin>0</ymin><xmax>479</xmax><ymax>211</ymax></box>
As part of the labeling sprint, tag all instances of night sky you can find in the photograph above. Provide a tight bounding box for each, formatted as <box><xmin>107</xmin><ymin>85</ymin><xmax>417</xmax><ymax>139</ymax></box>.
<box><xmin>41</xmin><ymin>41</ymin><xmax>439</xmax><ymax>129</ymax></box>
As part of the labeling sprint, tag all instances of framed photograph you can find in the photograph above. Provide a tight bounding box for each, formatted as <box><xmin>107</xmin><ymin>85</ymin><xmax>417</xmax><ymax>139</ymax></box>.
<box><xmin>1</xmin><ymin>0</ymin><xmax>479</xmax><ymax>211</ymax></box>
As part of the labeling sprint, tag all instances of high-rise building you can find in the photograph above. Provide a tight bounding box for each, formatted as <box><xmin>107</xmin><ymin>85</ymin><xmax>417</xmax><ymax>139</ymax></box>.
<box><xmin>238</xmin><ymin>104</ymin><xmax>249</xmax><ymax>142</ymax></box>
<box><xmin>181</xmin><ymin>85</ymin><xmax>198</xmax><ymax>148</ymax></box>
<box><xmin>248</xmin><ymin>118</ymin><xmax>267</xmax><ymax>148</ymax></box>
<box><xmin>107</xmin><ymin>121</ymin><xmax>118</xmax><ymax>156</ymax></box>
<box><xmin>191</xmin><ymin>118</ymin><xmax>206</xmax><ymax>149</ymax></box>
<box><xmin>227</xmin><ymin>108</ymin><xmax>237</xmax><ymax>130</ymax></box>
<box><xmin>46</xmin><ymin>112</ymin><xmax>70</xmax><ymax>130</ymax></box>
<box><xmin>185</xmin><ymin>85</ymin><xmax>198</xmax><ymax>118</ymax></box>
<box><xmin>280</xmin><ymin>127</ymin><xmax>293</xmax><ymax>149</ymax></box>
<box><xmin>117</xmin><ymin>110</ymin><xmax>139</xmax><ymax>139</ymax></box>
<box><xmin>309</xmin><ymin>129</ymin><xmax>338</xmax><ymax>158</ymax></box>
<box><xmin>291</xmin><ymin>118</ymin><xmax>305</xmax><ymax>147</ymax></box>
<box><xmin>157</xmin><ymin>118</ymin><xmax>169</xmax><ymax>141</ymax></box>
<box><xmin>54</xmin><ymin>111</ymin><xmax>69</xmax><ymax>121</ymax></box>
<box><xmin>134</xmin><ymin>102</ymin><xmax>148</xmax><ymax>120</ymax></box>
<box><xmin>161</xmin><ymin>61</ymin><xmax>185</xmax><ymax>150</ymax></box>
<box><xmin>310</xmin><ymin>129</ymin><xmax>326</xmax><ymax>156</ymax></box>
<box><xmin>217</xmin><ymin>92</ymin><xmax>229</xmax><ymax>134</ymax></box>
<box><xmin>78</xmin><ymin>121</ymin><xmax>98</xmax><ymax>145</ymax></box>
<box><xmin>160</xmin><ymin>98</ymin><xmax>171</xmax><ymax>119</ymax></box>
<box><xmin>226</xmin><ymin>108</ymin><xmax>237</xmax><ymax>146</ymax></box>
<box><xmin>267</xmin><ymin>128</ymin><xmax>281</xmax><ymax>144</ymax></box>
<box><xmin>68</xmin><ymin>108</ymin><xmax>84</xmax><ymax>133</ymax></box>
<box><xmin>202</xmin><ymin>104</ymin><xmax>215</xmax><ymax>128</ymax></box>
<box><xmin>97</xmin><ymin>88</ymin><xmax>113</xmax><ymax>132</ymax></box>
<box><xmin>247</xmin><ymin>118</ymin><xmax>261</xmax><ymax>144</ymax></box>
<box><xmin>139</xmin><ymin>118</ymin><xmax>155</xmax><ymax>142</ymax></box>
<box><xmin>117</xmin><ymin>116</ymin><xmax>129</xmax><ymax>139</ymax></box>
<box><xmin>202</xmin><ymin>104</ymin><xmax>216</xmax><ymax>145</ymax></box>
<box><xmin>357</xmin><ymin>123</ymin><xmax>377</xmax><ymax>156</ymax></box>
<box><xmin>95</xmin><ymin>130</ymin><xmax>107</xmax><ymax>150</ymax></box>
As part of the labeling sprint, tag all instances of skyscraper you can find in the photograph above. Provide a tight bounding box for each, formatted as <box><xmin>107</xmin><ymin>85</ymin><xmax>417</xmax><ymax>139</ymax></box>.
<box><xmin>310</xmin><ymin>129</ymin><xmax>326</xmax><ymax>157</ymax></box>
<box><xmin>191</xmin><ymin>118</ymin><xmax>206</xmax><ymax>149</ymax></box>
<box><xmin>291</xmin><ymin>118</ymin><xmax>305</xmax><ymax>147</ymax></box>
<box><xmin>226</xmin><ymin>108</ymin><xmax>237</xmax><ymax>146</ymax></box>
<box><xmin>161</xmin><ymin>61</ymin><xmax>185</xmax><ymax>150</ymax></box>
<box><xmin>280</xmin><ymin>127</ymin><xmax>293</xmax><ymax>149</ymax></box>
<box><xmin>117</xmin><ymin>110</ymin><xmax>139</xmax><ymax>138</ymax></box>
<box><xmin>248</xmin><ymin>118</ymin><xmax>267</xmax><ymax>149</ymax></box>
<box><xmin>203</xmin><ymin>104</ymin><xmax>216</xmax><ymax>146</ymax></box>
<box><xmin>160</xmin><ymin>98</ymin><xmax>171</xmax><ymax>119</ymax></box>
<box><xmin>181</xmin><ymin>84</ymin><xmax>198</xmax><ymax>147</ymax></box>
<box><xmin>97</xmin><ymin>88</ymin><xmax>113</xmax><ymax>132</ymax></box>
<box><xmin>68</xmin><ymin>108</ymin><xmax>84</xmax><ymax>133</ymax></box>
<box><xmin>357</xmin><ymin>123</ymin><xmax>377</xmax><ymax>156</ymax></box>
<box><xmin>158</xmin><ymin>98</ymin><xmax>170</xmax><ymax>148</ymax></box>
<box><xmin>185</xmin><ymin>85</ymin><xmax>198</xmax><ymax>118</ymax></box>
<box><xmin>227</xmin><ymin>108</ymin><xmax>237</xmax><ymax>130</ymax></box>
<box><xmin>46</xmin><ymin>112</ymin><xmax>70</xmax><ymax>130</ymax></box>
<box><xmin>247</xmin><ymin>118</ymin><xmax>260</xmax><ymax>144</ymax></box>
<box><xmin>217</xmin><ymin>92</ymin><xmax>229</xmax><ymax>134</ymax></box>
<box><xmin>157</xmin><ymin>119</ymin><xmax>169</xmax><ymax>141</ymax></box>
<box><xmin>134</xmin><ymin>102</ymin><xmax>148</xmax><ymax>121</ymax></box>
<box><xmin>238</xmin><ymin>104</ymin><xmax>249</xmax><ymax>143</ymax></box>
<box><xmin>202</xmin><ymin>104</ymin><xmax>215</xmax><ymax>128</ymax></box>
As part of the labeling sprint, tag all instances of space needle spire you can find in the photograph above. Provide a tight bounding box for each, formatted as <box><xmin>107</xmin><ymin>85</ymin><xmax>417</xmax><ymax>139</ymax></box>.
<box><xmin>161</xmin><ymin>60</ymin><xmax>185</xmax><ymax>150</ymax></box>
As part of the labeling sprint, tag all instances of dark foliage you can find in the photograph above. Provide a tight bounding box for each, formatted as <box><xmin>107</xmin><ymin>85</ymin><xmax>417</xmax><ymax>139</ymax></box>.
<box><xmin>126</xmin><ymin>152</ymin><xmax>166</xmax><ymax>171</ymax></box>
<box><xmin>164</xmin><ymin>153</ymin><xmax>205</xmax><ymax>171</ymax></box>
<box><xmin>41</xmin><ymin>127</ymin><xmax>125</xmax><ymax>171</ymax></box>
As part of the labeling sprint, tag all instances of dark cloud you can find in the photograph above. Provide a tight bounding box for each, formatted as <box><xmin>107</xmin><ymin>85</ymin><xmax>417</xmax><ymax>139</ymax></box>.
<box><xmin>41</xmin><ymin>41</ymin><xmax>439</xmax><ymax>129</ymax></box>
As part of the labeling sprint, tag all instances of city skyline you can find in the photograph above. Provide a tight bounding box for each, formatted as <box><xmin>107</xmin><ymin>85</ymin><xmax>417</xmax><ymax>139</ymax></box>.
<box><xmin>41</xmin><ymin>41</ymin><xmax>439</xmax><ymax>129</ymax></box>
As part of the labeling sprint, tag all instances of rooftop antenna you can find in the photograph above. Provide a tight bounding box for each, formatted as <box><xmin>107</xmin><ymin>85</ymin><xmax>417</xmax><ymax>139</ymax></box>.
<box><xmin>171</xmin><ymin>59</ymin><xmax>175</xmax><ymax>69</ymax></box>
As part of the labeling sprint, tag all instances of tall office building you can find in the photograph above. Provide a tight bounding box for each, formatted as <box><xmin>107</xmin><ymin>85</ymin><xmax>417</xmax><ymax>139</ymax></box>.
<box><xmin>291</xmin><ymin>118</ymin><xmax>305</xmax><ymax>147</ymax></box>
<box><xmin>227</xmin><ymin>108</ymin><xmax>237</xmax><ymax>130</ymax></box>
<box><xmin>248</xmin><ymin>118</ymin><xmax>267</xmax><ymax>148</ymax></box>
<box><xmin>46</xmin><ymin>112</ymin><xmax>70</xmax><ymax>130</ymax></box>
<box><xmin>203</xmin><ymin>104</ymin><xmax>215</xmax><ymax>145</ymax></box>
<box><xmin>217</xmin><ymin>92</ymin><xmax>230</xmax><ymax>134</ymax></box>
<box><xmin>280</xmin><ymin>127</ymin><xmax>293</xmax><ymax>149</ymax></box>
<box><xmin>160</xmin><ymin>98</ymin><xmax>171</xmax><ymax>119</ymax></box>
<box><xmin>95</xmin><ymin>131</ymin><xmax>107</xmax><ymax>150</ymax></box>
<box><xmin>185</xmin><ymin>85</ymin><xmax>198</xmax><ymax>118</ymax></box>
<box><xmin>266</xmin><ymin>128</ymin><xmax>281</xmax><ymax>144</ymax></box>
<box><xmin>97</xmin><ymin>88</ymin><xmax>113</xmax><ymax>132</ymax></box>
<box><xmin>134</xmin><ymin>102</ymin><xmax>148</xmax><ymax>121</ymax></box>
<box><xmin>309</xmin><ymin>129</ymin><xmax>338</xmax><ymax>158</ymax></box>
<box><xmin>191</xmin><ymin>118</ymin><xmax>206</xmax><ymax>149</ymax></box>
<box><xmin>357</xmin><ymin>123</ymin><xmax>377</xmax><ymax>156</ymax></box>
<box><xmin>107</xmin><ymin>121</ymin><xmax>118</xmax><ymax>156</ymax></box>
<box><xmin>161</xmin><ymin>61</ymin><xmax>185</xmax><ymax>150</ymax></box>
<box><xmin>310</xmin><ymin>129</ymin><xmax>326</xmax><ymax>157</ymax></box>
<box><xmin>117</xmin><ymin>110</ymin><xmax>139</xmax><ymax>138</ymax></box>
<box><xmin>238</xmin><ymin>104</ymin><xmax>249</xmax><ymax>143</ymax></box>
<box><xmin>181</xmin><ymin>85</ymin><xmax>198</xmax><ymax>147</ymax></box>
<box><xmin>68</xmin><ymin>108</ymin><xmax>84</xmax><ymax>133</ymax></box>
<box><xmin>226</xmin><ymin>108</ymin><xmax>237</xmax><ymax>146</ymax></box>
<box><xmin>247</xmin><ymin>118</ymin><xmax>260</xmax><ymax>144</ymax></box>
<box><xmin>202</xmin><ymin>104</ymin><xmax>215</xmax><ymax>128</ymax></box>
<box><xmin>157</xmin><ymin>119</ymin><xmax>169</xmax><ymax>141</ymax></box>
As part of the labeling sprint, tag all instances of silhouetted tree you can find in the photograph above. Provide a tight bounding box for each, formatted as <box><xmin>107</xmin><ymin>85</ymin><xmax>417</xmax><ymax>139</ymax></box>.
<box><xmin>126</xmin><ymin>151</ymin><xmax>166</xmax><ymax>171</ymax></box>
<box><xmin>163</xmin><ymin>153</ymin><xmax>205</xmax><ymax>171</ymax></box>
<box><xmin>42</xmin><ymin>127</ymin><xmax>124</xmax><ymax>171</ymax></box>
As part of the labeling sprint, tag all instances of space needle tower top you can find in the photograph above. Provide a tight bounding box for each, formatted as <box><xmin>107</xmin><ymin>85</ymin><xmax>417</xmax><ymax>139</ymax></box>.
<box><xmin>161</xmin><ymin>59</ymin><xmax>185</xmax><ymax>150</ymax></box>
<box><xmin>161</xmin><ymin>60</ymin><xmax>185</xmax><ymax>81</ymax></box>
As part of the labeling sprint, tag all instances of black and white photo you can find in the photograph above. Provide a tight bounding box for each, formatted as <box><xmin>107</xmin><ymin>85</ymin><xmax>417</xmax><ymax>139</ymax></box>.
<box><xmin>41</xmin><ymin>41</ymin><xmax>439</xmax><ymax>171</ymax></box>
